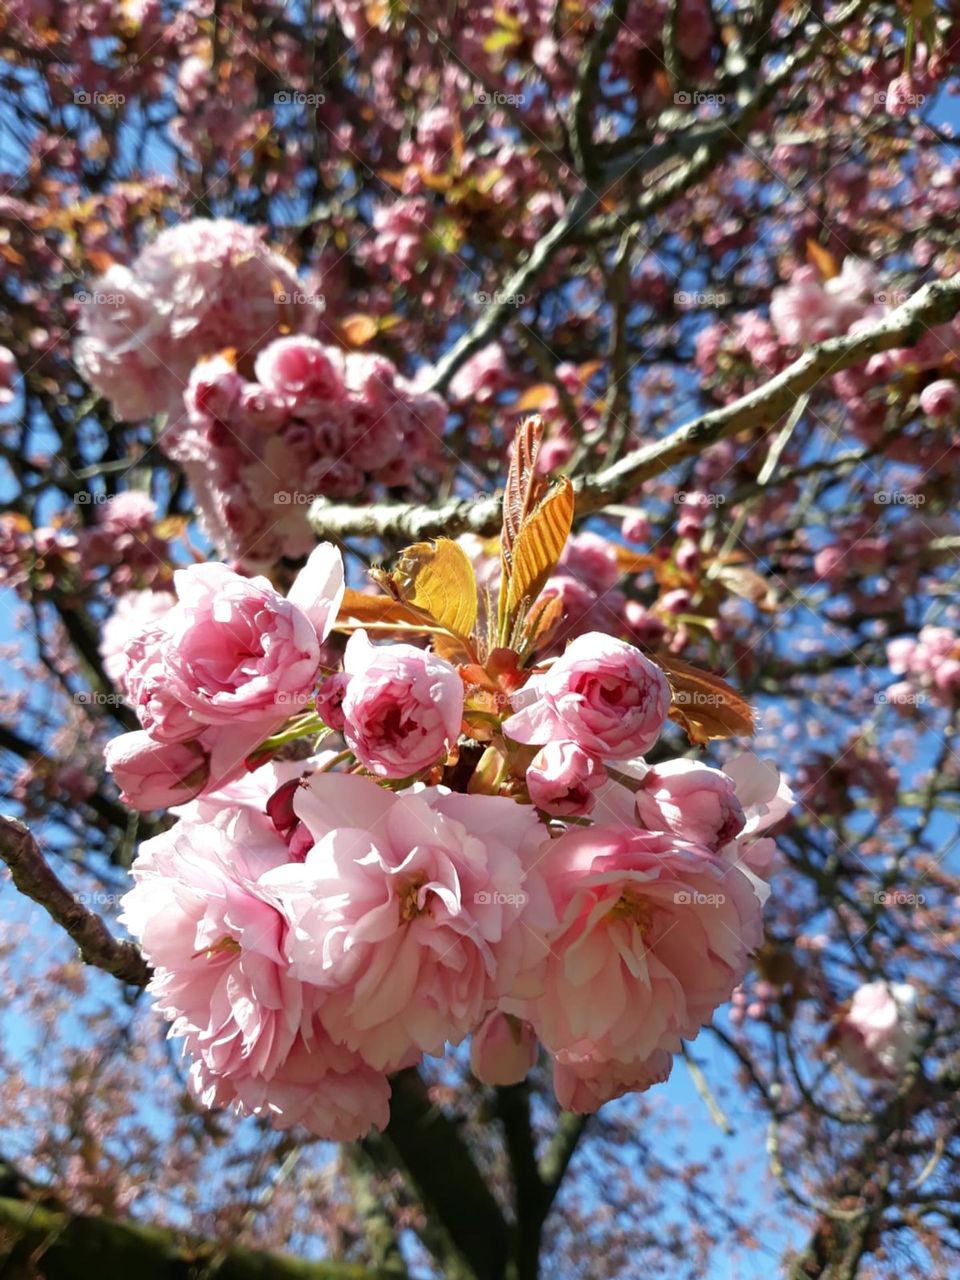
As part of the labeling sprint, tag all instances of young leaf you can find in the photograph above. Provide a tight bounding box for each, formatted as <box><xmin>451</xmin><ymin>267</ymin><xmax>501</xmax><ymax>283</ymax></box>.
<box><xmin>615</xmin><ymin>546</ymin><xmax>658</xmax><ymax>574</ymax></box>
<box><xmin>340</xmin><ymin>313</ymin><xmax>379</xmax><ymax>346</ymax></box>
<box><xmin>806</xmin><ymin>237</ymin><xmax>839</xmax><ymax>281</ymax></box>
<box><xmin>337</xmin><ymin>586</ymin><xmax>474</xmax><ymax>662</ymax></box>
<box><xmin>392</xmin><ymin>538</ymin><xmax>478</xmax><ymax>639</ymax></box>
<box><xmin>656</xmin><ymin>652</ymin><xmax>756</xmax><ymax>744</ymax></box>
<box><xmin>500</xmin><ymin>414</ymin><xmax>545</xmax><ymax>568</ymax></box>
<box><xmin>337</xmin><ymin>587</ymin><xmax>434</xmax><ymax>628</ymax></box>
<box><xmin>499</xmin><ymin>414</ymin><xmax>545</xmax><ymax>639</ymax></box>
<box><xmin>517</xmin><ymin>590</ymin><xmax>565</xmax><ymax>661</ymax></box>
<box><xmin>505</xmin><ymin>476</ymin><xmax>575</xmax><ymax>616</ymax></box>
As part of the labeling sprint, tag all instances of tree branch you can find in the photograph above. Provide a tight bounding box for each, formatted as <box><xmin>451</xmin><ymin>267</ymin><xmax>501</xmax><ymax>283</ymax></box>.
<box><xmin>0</xmin><ymin>815</ymin><xmax>149</xmax><ymax>987</ymax></box>
<box><xmin>379</xmin><ymin>1069</ymin><xmax>509</xmax><ymax>1280</ymax></box>
<box><xmin>496</xmin><ymin>1083</ymin><xmax>548</xmax><ymax>1279</ymax></box>
<box><xmin>0</xmin><ymin>1195</ymin><xmax>391</xmax><ymax>1280</ymax></box>
<box><xmin>309</xmin><ymin>274</ymin><xmax>960</xmax><ymax>543</ymax></box>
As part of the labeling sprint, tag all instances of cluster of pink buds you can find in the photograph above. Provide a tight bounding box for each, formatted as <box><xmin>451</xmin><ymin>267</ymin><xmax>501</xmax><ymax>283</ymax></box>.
<box><xmin>886</xmin><ymin>625</ymin><xmax>960</xmax><ymax>708</ymax></box>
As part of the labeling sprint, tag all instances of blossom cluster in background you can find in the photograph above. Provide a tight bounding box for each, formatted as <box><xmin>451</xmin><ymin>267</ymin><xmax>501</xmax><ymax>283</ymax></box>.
<box><xmin>75</xmin><ymin>218</ymin><xmax>448</xmax><ymax>568</ymax></box>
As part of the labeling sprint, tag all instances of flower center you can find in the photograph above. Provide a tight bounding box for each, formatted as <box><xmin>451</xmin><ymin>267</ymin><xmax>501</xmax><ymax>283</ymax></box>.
<box><xmin>195</xmin><ymin>935</ymin><xmax>241</xmax><ymax>961</ymax></box>
<box><xmin>397</xmin><ymin>874</ymin><xmax>429</xmax><ymax>923</ymax></box>
<box><xmin>606</xmin><ymin>887</ymin><xmax>654</xmax><ymax>936</ymax></box>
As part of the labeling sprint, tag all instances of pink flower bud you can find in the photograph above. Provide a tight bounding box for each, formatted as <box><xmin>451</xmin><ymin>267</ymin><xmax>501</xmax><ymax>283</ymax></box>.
<box><xmin>933</xmin><ymin>658</ymin><xmax>960</xmax><ymax>696</ymax></box>
<box><xmin>635</xmin><ymin>759</ymin><xmax>745</xmax><ymax>850</ymax></box>
<box><xmin>676</xmin><ymin>512</ymin><xmax>704</xmax><ymax>539</ymax></box>
<box><xmin>526</xmin><ymin>741</ymin><xmax>605</xmax><ymax>816</ymax></box>
<box><xmin>621</xmin><ymin>512</ymin><xmax>650</xmax><ymax>544</ymax></box>
<box><xmin>105</xmin><ymin>731</ymin><xmax>209</xmax><ymax>810</ymax></box>
<box><xmin>538</xmin><ymin>437</ymin><xmax>573</xmax><ymax>472</ymax></box>
<box><xmin>623</xmin><ymin>600</ymin><xmax>666</xmax><ymax>648</ymax></box>
<box><xmin>341</xmin><ymin>630</ymin><xmax>464</xmax><ymax>778</ymax></box>
<box><xmin>470</xmin><ymin>1013</ymin><xmax>538</xmax><ymax>1086</ymax></box>
<box><xmin>919</xmin><ymin>378</ymin><xmax>960</xmax><ymax>420</ymax></box>
<box><xmin>504</xmin><ymin>633</ymin><xmax>670</xmax><ymax>760</ymax></box>
<box><xmin>884</xmin><ymin>75</ymin><xmax>914</xmax><ymax>118</ymax></box>
<box><xmin>675</xmin><ymin>538</ymin><xmax>700</xmax><ymax>573</ymax></box>
<box><xmin>253</xmin><ymin>335</ymin><xmax>345</xmax><ymax>407</ymax></box>
<box><xmin>659</xmin><ymin>588</ymin><xmax>691</xmax><ymax>614</ymax></box>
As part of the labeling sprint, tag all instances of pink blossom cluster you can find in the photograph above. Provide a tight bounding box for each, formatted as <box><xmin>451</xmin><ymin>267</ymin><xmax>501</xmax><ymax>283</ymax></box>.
<box><xmin>886</xmin><ymin>625</ymin><xmax>960</xmax><ymax>707</ymax></box>
<box><xmin>105</xmin><ymin>546</ymin><xmax>791</xmax><ymax>1134</ymax></box>
<box><xmin>165</xmin><ymin>338</ymin><xmax>446</xmax><ymax>567</ymax></box>
<box><xmin>75</xmin><ymin>217</ymin><xmax>323</xmax><ymax>421</ymax></box>
<box><xmin>835</xmin><ymin>982</ymin><xmax>920</xmax><ymax>1079</ymax></box>
<box><xmin>769</xmin><ymin>258</ymin><xmax>882</xmax><ymax>347</ymax></box>
<box><xmin>77</xmin><ymin>492</ymin><xmax>173</xmax><ymax>594</ymax></box>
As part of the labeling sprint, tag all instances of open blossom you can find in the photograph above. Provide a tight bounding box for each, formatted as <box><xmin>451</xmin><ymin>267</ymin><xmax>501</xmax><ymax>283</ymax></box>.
<box><xmin>719</xmin><ymin>752</ymin><xmax>794</xmax><ymax>877</ymax></box>
<box><xmin>836</xmin><ymin>981</ymin><xmax>921</xmax><ymax>1079</ymax></box>
<box><xmin>553</xmin><ymin>1047</ymin><xmax>673</xmax><ymax>1114</ymax></box>
<box><xmin>526</xmin><ymin>740</ymin><xmax>605</xmax><ymax>816</ymax></box>
<box><xmin>168</xmin><ymin>338</ymin><xmax>448</xmax><ymax>569</ymax></box>
<box><xmin>138</xmin><ymin>543</ymin><xmax>341</xmax><ymax>731</ymax></box>
<box><xmin>261</xmin><ymin>774</ymin><xmax>553</xmax><ymax>1071</ymax></box>
<box><xmin>120</xmin><ymin>778</ymin><xmax>391</xmax><ymax>1138</ymax></box>
<box><xmin>504</xmin><ymin>633</ymin><xmax>670</xmax><ymax>760</ymax></box>
<box><xmin>121</xmin><ymin>804</ymin><xmax>304</xmax><ymax>1081</ymax></box>
<box><xmin>886</xmin><ymin>625</ymin><xmax>960</xmax><ymax>705</ymax></box>
<box><xmin>635</xmin><ymin>759</ymin><xmax>745</xmax><ymax>851</ymax></box>
<box><xmin>103</xmin><ymin>545</ymin><xmax>344</xmax><ymax>808</ymax></box>
<box><xmin>338</xmin><ymin>630</ymin><xmax>464</xmax><ymax>778</ymax></box>
<box><xmin>162</xmin><ymin>545</ymin><xmax>343</xmax><ymax>725</ymax></box>
<box><xmin>470</xmin><ymin>1012</ymin><xmax>538</xmax><ymax>1086</ymax></box>
<box><xmin>100</xmin><ymin>588</ymin><xmax>175</xmax><ymax>688</ymax></box>
<box><xmin>189</xmin><ymin>1032</ymin><xmax>390</xmax><ymax>1141</ymax></box>
<box><xmin>529</xmin><ymin>825</ymin><xmax>765</xmax><ymax>1068</ymax></box>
